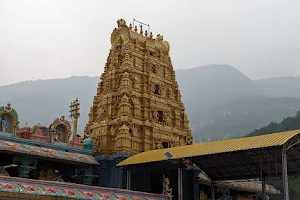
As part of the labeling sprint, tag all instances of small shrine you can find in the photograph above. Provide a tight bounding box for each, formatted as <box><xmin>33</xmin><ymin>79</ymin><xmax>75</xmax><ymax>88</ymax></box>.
<box><xmin>0</xmin><ymin>102</ymin><xmax>169</xmax><ymax>200</ymax></box>
<box><xmin>0</xmin><ymin>102</ymin><xmax>97</xmax><ymax>184</ymax></box>
<box><xmin>0</xmin><ymin>103</ymin><xmax>19</xmax><ymax>135</ymax></box>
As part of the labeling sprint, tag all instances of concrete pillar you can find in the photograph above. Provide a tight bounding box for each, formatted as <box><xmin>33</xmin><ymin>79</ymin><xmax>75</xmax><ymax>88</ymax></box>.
<box><xmin>178</xmin><ymin>167</ymin><xmax>183</xmax><ymax>200</ymax></box>
<box><xmin>193</xmin><ymin>171</ymin><xmax>200</xmax><ymax>200</ymax></box>
<box><xmin>127</xmin><ymin>169</ymin><xmax>131</xmax><ymax>190</ymax></box>
<box><xmin>282</xmin><ymin>145</ymin><xmax>289</xmax><ymax>200</ymax></box>
<box><xmin>82</xmin><ymin>166</ymin><xmax>94</xmax><ymax>185</ymax></box>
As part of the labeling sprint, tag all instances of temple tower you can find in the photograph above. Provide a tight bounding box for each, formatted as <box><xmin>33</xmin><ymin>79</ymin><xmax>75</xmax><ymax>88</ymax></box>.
<box><xmin>85</xmin><ymin>19</ymin><xmax>193</xmax><ymax>157</ymax></box>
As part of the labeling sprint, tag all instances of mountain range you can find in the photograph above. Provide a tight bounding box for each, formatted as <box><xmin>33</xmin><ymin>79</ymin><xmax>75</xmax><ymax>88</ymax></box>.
<box><xmin>1</xmin><ymin>64</ymin><xmax>300</xmax><ymax>141</ymax></box>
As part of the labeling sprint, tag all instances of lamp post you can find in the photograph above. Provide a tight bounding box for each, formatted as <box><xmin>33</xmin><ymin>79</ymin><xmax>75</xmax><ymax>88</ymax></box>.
<box><xmin>69</xmin><ymin>98</ymin><xmax>80</xmax><ymax>140</ymax></box>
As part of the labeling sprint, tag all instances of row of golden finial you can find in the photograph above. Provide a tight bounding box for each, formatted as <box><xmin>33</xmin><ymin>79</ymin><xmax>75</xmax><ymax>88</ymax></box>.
<box><xmin>129</xmin><ymin>23</ymin><xmax>155</xmax><ymax>39</ymax></box>
<box><xmin>117</xmin><ymin>19</ymin><xmax>163</xmax><ymax>41</ymax></box>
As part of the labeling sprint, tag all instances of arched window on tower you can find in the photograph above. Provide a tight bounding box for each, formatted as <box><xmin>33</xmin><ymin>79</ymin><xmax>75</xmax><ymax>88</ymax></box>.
<box><xmin>154</xmin><ymin>85</ymin><xmax>160</xmax><ymax>95</ymax></box>
<box><xmin>157</xmin><ymin>111</ymin><xmax>164</xmax><ymax>122</ymax></box>
<box><xmin>151</xmin><ymin>64</ymin><xmax>157</xmax><ymax>73</ymax></box>
<box><xmin>162</xmin><ymin>141</ymin><xmax>169</xmax><ymax>148</ymax></box>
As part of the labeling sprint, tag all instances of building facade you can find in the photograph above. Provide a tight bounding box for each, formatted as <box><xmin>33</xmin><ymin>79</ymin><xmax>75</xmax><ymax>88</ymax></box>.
<box><xmin>85</xmin><ymin>19</ymin><xmax>193</xmax><ymax>188</ymax></box>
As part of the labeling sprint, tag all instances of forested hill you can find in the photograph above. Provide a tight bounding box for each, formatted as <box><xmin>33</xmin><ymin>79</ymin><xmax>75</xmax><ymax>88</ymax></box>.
<box><xmin>247</xmin><ymin>111</ymin><xmax>300</xmax><ymax>137</ymax></box>
<box><xmin>246</xmin><ymin>111</ymin><xmax>300</xmax><ymax>199</ymax></box>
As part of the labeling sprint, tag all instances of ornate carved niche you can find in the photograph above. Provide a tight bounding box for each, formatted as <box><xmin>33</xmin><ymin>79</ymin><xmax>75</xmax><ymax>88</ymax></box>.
<box><xmin>153</xmin><ymin>84</ymin><xmax>160</xmax><ymax>95</ymax></box>
<box><xmin>160</xmin><ymin>84</ymin><xmax>166</xmax><ymax>98</ymax></box>
<box><xmin>150</xmin><ymin>63</ymin><xmax>158</xmax><ymax>74</ymax></box>
<box><xmin>163</xmin><ymin>110</ymin><xmax>172</xmax><ymax>126</ymax></box>
<box><xmin>118</xmin><ymin>94</ymin><xmax>131</xmax><ymax>116</ymax></box>
<box><xmin>168</xmin><ymin>86</ymin><xmax>176</xmax><ymax>100</ymax></box>
<box><xmin>151</xmin><ymin>109</ymin><xmax>158</xmax><ymax>122</ymax></box>
<box><xmin>133</xmin><ymin>75</ymin><xmax>141</xmax><ymax>90</ymax></box>
<box><xmin>156</xmin><ymin>111</ymin><xmax>164</xmax><ymax>123</ymax></box>
<box><xmin>185</xmin><ymin>135</ymin><xmax>193</xmax><ymax>145</ymax></box>
<box><xmin>50</xmin><ymin>116</ymin><xmax>71</xmax><ymax>143</ymax></box>
<box><xmin>111</xmin><ymin>96</ymin><xmax>120</xmax><ymax>116</ymax></box>
<box><xmin>144</xmin><ymin>127</ymin><xmax>151</xmax><ymax>138</ymax></box>
<box><xmin>0</xmin><ymin>103</ymin><xmax>19</xmax><ymax>134</ymax></box>
<box><xmin>120</xmin><ymin>71</ymin><xmax>132</xmax><ymax>87</ymax></box>
<box><xmin>97</xmin><ymin>105</ymin><xmax>107</xmax><ymax>121</ymax></box>
<box><xmin>131</xmin><ymin>97</ymin><xmax>141</xmax><ymax>117</ymax></box>
<box><xmin>174</xmin><ymin>109</ymin><xmax>181</xmax><ymax>126</ymax></box>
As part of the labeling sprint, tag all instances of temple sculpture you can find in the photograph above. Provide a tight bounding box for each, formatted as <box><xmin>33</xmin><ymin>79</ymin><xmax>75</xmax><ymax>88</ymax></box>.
<box><xmin>85</xmin><ymin>19</ymin><xmax>193</xmax><ymax>156</ymax></box>
<box><xmin>0</xmin><ymin>103</ymin><xmax>19</xmax><ymax>135</ymax></box>
<box><xmin>162</xmin><ymin>175</ymin><xmax>173</xmax><ymax>198</ymax></box>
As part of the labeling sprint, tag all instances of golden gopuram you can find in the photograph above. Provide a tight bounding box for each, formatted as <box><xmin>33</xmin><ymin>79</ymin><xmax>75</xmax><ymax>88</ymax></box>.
<box><xmin>85</xmin><ymin>19</ymin><xmax>193</xmax><ymax>156</ymax></box>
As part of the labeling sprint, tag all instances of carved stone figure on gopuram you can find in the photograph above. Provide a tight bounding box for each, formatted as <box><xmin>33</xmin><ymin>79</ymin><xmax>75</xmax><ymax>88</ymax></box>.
<box><xmin>85</xmin><ymin>19</ymin><xmax>193</xmax><ymax>156</ymax></box>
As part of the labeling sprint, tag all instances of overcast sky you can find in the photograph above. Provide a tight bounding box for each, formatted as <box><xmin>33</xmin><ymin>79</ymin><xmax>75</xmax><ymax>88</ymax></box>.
<box><xmin>0</xmin><ymin>0</ymin><xmax>300</xmax><ymax>86</ymax></box>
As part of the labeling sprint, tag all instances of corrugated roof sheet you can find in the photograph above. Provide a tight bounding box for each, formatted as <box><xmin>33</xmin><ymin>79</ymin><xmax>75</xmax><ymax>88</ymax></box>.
<box><xmin>118</xmin><ymin>129</ymin><xmax>300</xmax><ymax>166</ymax></box>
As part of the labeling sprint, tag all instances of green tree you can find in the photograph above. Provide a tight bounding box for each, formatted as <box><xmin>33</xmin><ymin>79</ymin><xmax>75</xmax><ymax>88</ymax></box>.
<box><xmin>247</xmin><ymin>111</ymin><xmax>300</xmax><ymax>199</ymax></box>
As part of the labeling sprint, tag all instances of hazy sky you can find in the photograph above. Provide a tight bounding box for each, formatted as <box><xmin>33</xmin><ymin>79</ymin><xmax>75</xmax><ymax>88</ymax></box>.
<box><xmin>1</xmin><ymin>0</ymin><xmax>300</xmax><ymax>86</ymax></box>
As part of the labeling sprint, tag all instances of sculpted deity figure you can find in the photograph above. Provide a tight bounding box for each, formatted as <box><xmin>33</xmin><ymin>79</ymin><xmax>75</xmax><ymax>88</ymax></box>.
<box><xmin>110</xmin><ymin>126</ymin><xmax>116</xmax><ymax>136</ymax></box>
<box><xmin>169</xmin><ymin>87</ymin><xmax>175</xmax><ymax>100</ymax></box>
<box><xmin>162</xmin><ymin>175</ymin><xmax>172</xmax><ymax>198</ymax></box>
<box><xmin>1</xmin><ymin>116</ymin><xmax>8</xmax><ymax>133</ymax></box>
<box><xmin>53</xmin><ymin>170</ymin><xmax>64</xmax><ymax>182</ymax></box>
<box><xmin>97</xmin><ymin>106</ymin><xmax>107</xmax><ymax>121</ymax></box>
<box><xmin>163</xmin><ymin>111</ymin><xmax>171</xmax><ymax>125</ymax></box>
<box><xmin>132</xmin><ymin>97</ymin><xmax>140</xmax><ymax>106</ymax></box>
<box><xmin>151</xmin><ymin>110</ymin><xmax>158</xmax><ymax>121</ymax></box>
<box><xmin>0</xmin><ymin>166</ymin><xmax>10</xmax><ymax>176</ymax></box>
<box><xmin>55</xmin><ymin>128</ymin><xmax>63</xmax><ymax>142</ymax></box>
<box><xmin>185</xmin><ymin>136</ymin><xmax>193</xmax><ymax>145</ymax></box>
<box><xmin>157</xmin><ymin>142</ymin><xmax>163</xmax><ymax>149</ymax></box>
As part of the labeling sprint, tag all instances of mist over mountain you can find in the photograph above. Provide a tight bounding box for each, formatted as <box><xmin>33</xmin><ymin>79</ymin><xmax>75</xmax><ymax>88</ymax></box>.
<box><xmin>1</xmin><ymin>65</ymin><xmax>299</xmax><ymax>141</ymax></box>
<box><xmin>255</xmin><ymin>77</ymin><xmax>300</xmax><ymax>98</ymax></box>
<box><xmin>0</xmin><ymin>76</ymin><xmax>99</xmax><ymax>133</ymax></box>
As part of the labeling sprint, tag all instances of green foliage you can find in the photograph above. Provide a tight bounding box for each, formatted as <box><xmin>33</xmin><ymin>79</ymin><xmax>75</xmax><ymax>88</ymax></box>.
<box><xmin>247</xmin><ymin>111</ymin><xmax>300</xmax><ymax>199</ymax></box>
<box><xmin>247</xmin><ymin>111</ymin><xmax>300</xmax><ymax>137</ymax></box>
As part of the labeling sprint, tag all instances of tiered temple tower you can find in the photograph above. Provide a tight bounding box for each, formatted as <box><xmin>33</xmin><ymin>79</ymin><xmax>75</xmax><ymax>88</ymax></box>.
<box><xmin>85</xmin><ymin>19</ymin><xmax>193</xmax><ymax>158</ymax></box>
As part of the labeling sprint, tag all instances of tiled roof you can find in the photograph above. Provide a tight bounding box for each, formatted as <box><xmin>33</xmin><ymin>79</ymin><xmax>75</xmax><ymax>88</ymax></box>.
<box><xmin>118</xmin><ymin>130</ymin><xmax>300</xmax><ymax>166</ymax></box>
